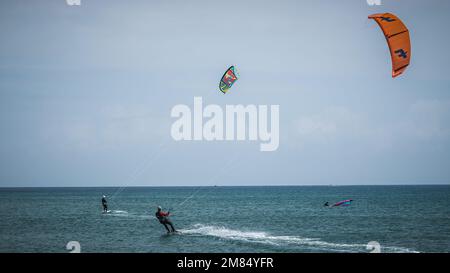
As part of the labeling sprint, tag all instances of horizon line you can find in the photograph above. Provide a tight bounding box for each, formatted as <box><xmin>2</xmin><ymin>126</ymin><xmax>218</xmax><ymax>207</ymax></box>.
<box><xmin>0</xmin><ymin>183</ymin><xmax>449</xmax><ymax>189</ymax></box>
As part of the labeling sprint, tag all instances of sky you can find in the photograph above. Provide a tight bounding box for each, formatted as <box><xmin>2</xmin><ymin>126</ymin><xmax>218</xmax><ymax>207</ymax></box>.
<box><xmin>1</xmin><ymin>0</ymin><xmax>450</xmax><ymax>187</ymax></box>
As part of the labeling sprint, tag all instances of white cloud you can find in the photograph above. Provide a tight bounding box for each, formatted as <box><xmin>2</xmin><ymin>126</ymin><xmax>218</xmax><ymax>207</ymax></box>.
<box><xmin>404</xmin><ymin>99</ymin><xmax>450</xmax><ymax>139</ymax></box>
<box><xmin>292</xmin><ymin>100</ymin><xmax>450</xmax><ymax>151</ymax></box>
<box><xmin>294</xmin><ymin>106</ymin><xmax>365</xmax><ymax>137</ymax></box>
<box><xmin>40</xmin><ymin>103</ymin><xmax>169</xmax><ymax>151</ymax></box>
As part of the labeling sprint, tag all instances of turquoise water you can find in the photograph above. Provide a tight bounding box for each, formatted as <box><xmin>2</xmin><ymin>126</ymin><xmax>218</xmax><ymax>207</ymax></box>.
<box><xmin>0</xmin><ymin>186</ymin><xmax>449</xmax><ymax>253</ymax></box>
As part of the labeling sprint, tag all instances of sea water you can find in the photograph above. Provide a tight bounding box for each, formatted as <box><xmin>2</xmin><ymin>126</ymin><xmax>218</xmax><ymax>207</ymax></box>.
<box><xmin>0</xmin><ymin>186</ymin><xmax>449</xmax><ymax>253</ymax></box>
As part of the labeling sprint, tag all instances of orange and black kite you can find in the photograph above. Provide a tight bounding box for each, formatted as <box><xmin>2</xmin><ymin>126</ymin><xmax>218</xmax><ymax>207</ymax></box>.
<box><xmin>369</xmin><ymin>13</ymin><xmax>411</xmax><ymax>78</ymax></box>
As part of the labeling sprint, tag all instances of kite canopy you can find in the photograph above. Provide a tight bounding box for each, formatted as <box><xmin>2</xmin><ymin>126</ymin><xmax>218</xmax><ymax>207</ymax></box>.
<box><xmin>369</xmin><ymin>13</ymin><xmax>411</xmax><ymax>78</ymax></box>
<box><xmin>219</xmin><ymin>66</ymin><xmax>238</xmax><ymax>94</ymax></box>
<box><xmin>333</xmin><ymin>199</ymin><xmax>353</xmax><ymax>207</ymax></box>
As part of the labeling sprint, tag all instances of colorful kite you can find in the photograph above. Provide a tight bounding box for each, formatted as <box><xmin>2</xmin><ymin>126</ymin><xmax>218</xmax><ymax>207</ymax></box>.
<box><xmin>332</xmin><ymin>199</ymin><xmax>353</xmax><ymax>207</ymax></box>
<box><xmin>369</xmin><ymin>13</ymin><xmax>411</xmax><ymax>78</ymax></box>
<box><xmin>219</xmin><ymin>66</ymin><xmax>239</xmax><ymax>94</ymax></box>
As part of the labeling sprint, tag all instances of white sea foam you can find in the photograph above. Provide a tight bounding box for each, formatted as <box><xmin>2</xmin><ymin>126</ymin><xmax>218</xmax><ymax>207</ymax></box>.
<box><xmin>111</xmin><ymin>210</ymin><xmax>128</xmax><ymax>214</ymax></box>
<box><xmin>105</xmin><ymin>210</ymin><xmax>129</xmax><ymax>217</ymax></box>
<box><xmin>180</xmin><ymin>224</ymin><xmax>419</xmax><ymax>253</ymax></box>
<box><xmin>107</xmin><ymin>210</ymin><xmax>156</xmax><ymax>220</ymax></box>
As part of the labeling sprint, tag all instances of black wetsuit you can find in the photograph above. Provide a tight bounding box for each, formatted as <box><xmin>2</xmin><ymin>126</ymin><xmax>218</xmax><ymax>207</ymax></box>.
<box><xmin>102</xmin><ymin>197</ymin><xmax>108</xmax><ymax>212</ymax></box>
<box><xmin>156</xmin><ymin>210</ymin><xmax>176</xmax><ymax>233</ymax></box>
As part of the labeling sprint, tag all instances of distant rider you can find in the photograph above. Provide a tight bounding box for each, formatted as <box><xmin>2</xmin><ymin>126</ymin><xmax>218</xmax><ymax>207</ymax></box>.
<box><xmin>155</xmin><ymin>206</ymin><xmax>176</xmax><ymax>233</ymax></box>
<box><xmin>102</xmin><ymin>195</ymin><xmax>108</xmax><ymax>213</ymax></box>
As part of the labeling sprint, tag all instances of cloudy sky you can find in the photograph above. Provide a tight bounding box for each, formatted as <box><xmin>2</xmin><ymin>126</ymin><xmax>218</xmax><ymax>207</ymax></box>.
<box><xmin>1</xmin><ymin>0</ymin><xmax>450</xmax><ymax>187</ymax></box>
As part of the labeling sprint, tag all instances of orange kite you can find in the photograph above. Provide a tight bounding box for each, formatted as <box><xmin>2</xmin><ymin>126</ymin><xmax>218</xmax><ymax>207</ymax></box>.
<box><xmin>369</xmin><ymin>13</ymin><xmax>411</xmax><ymax>78</ymax></box>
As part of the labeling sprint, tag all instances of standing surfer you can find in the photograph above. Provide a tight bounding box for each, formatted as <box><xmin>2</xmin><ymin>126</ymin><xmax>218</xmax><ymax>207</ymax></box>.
<box><xmin>102</xmin><ymin>195</ymin><xmax>108</xmax><ymax>213</ymax></box>
<box><xmin>155</xmin><ymin>206</ymin><xmax>176</xmax><ymax>233</ymax></box>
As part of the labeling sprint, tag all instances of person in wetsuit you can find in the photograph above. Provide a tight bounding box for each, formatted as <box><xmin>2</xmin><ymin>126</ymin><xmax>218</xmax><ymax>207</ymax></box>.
<box><xmin>102</xmin><ymin>195</ymin><xmax>108</xmax><ymax>213</ymax></box>
<box><xmin>155</xmin><ymin>206</ymin><xmax>176</xmax><ymax>233</ymax></box>
<box><xmin>324</xmin><ymin>202</ymin><xmax>329</xmax><ymax>207</ymax></box>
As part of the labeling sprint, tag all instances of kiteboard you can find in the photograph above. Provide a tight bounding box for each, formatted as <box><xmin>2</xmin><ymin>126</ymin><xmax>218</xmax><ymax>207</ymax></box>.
<box><xmin>162</xmin><ymin>231</ymin><xmax>182</xmax><ymax>236</ymax></box>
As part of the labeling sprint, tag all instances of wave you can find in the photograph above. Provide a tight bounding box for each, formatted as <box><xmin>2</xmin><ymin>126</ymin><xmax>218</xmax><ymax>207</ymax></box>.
<box><xmin>104</xmin><ymin>210</ymin><xmax>129</xmax><ymax>217</ymax></box>
<box><xmin>105</xmin><ymin>210</ymin><xmax>156</xmax><ymax>220</ymax></box>
<box><xmin>111</xmin><ymin>210</ymin><xmax>128</xmax><ymax>214</ymax></box>
<box><xmin>180</xmin><ymin>224</ymin><xmax>419</xmax><ymax>253</ymax></box>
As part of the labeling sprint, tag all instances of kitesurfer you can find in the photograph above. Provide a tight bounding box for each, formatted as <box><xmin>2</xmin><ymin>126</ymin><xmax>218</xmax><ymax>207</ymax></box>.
<box><xmin>155</xmin><ymin>206</ymin><xmax>176</xmax><ymax>233</ymax></box>
<box><xmin>102</xmin><ymin>195</ymin><xmax>108</xmax><ymax>213</ymax></box>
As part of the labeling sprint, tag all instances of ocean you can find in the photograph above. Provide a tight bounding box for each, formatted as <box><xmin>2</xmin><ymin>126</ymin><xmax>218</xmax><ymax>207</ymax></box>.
<box><xmin>0</xmin><ymin>186</ymin><xmax>449</xmax><ymax>253</ymax></box>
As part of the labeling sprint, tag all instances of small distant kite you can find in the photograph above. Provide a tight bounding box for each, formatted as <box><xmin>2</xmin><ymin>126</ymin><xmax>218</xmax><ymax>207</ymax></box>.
<box><xmin>369</xmin><ymin>13</ymin><xmax>411</xmax><ymax>78</ymax></box>
<box><xmin>332</xmin><ymin>199</ymin><xmax>353</xmax><ymax>207</ymax></box>
<box><xmin>219</xmin><ymin>66</ymin><xmax>239</xmax><ymax>94</ymax></box>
